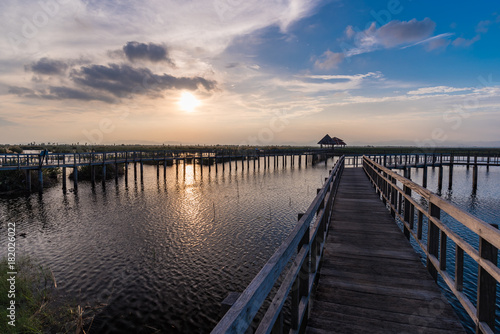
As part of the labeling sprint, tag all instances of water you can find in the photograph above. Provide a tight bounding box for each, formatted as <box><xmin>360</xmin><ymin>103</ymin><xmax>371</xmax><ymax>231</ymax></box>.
<box><xmin>395</xmin><ymin>163</ymin><xmax>500</xmax><ymax>334</ymax></box>
<box><xmin>0</xmin><ymin>157</ymin><xmax>336</xmax><ymax>333</ymax></box>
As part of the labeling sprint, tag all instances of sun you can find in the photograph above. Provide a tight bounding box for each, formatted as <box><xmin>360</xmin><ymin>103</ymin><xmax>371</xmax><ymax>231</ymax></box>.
<box><xmin>178</xmin><ymin>91</ymin><xmax>200</xmax><ymax>112</ymax></box>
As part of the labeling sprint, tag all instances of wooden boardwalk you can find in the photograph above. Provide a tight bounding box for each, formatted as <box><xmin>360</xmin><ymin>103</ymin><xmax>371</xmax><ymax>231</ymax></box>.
<box><xmin>307</xmin><ymin>168</ymin><xmax>466</xmax><ymax>334</ymax></box>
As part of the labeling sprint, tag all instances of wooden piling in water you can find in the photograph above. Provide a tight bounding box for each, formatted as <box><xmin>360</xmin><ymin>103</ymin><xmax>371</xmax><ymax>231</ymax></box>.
<box><xmin>73</xmin><ymin>167</ymin><xmax>78</xmax><ymax>189</ymax></box>
<box><xmin>62</xmin><ymin>167</ymin><xmax>67</xmax><ymax>190</ymax></box>
<box><xmin>422</xmin><ymin>154</ymin><xmax>428</xmax><ymax>188</ymax></box>
<box><xmin>449</xmin><ymin>154</ymin><xmax>454</xmax><ymax>190</ymax></box>
<box><xmin>26</xmin><ymin>170</ymin><xmax>32</xmax><ymax>192</ymax></box>
<box><xmin>438</xmin><ymin>165</ymin><xmax>443</xmax><ymax>192</ymax></box>
<box><xmin>102</xmin><ymin>164</ymin><xmax>106</xmax><ymax>186</ymax></box>
<box><xmin>38</xmin><ymin>168</ymin><xmax>43</xmax><ymax>192</ymax></box>
<box><xmin>91</xmin><ymin>165</ymin><xmax>95</xmax><ymax>185</ymax></box>
<box><xmin>472</xmin><ymin>155</ymin><xmax>478</xmax><ymax>190</ymax></box>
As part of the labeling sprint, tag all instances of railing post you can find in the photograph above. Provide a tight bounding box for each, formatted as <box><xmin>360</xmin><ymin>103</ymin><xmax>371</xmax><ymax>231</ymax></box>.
<box><xmin>390</xmin><ymin>177</ymin><xmax>397</xmax><ymax>218</ymax></box>
<box><xmin>427</xmin><ymin>203</ymin><xmax>440</xmax><ymax>281</ymax></box>
<box><xmin>403</xmin><ymin>182</ymin><xmax>411</xmax><ymax>240</ymax></box>
<box><xmin>476</xmin><ymin>224</ymin><xmax>498</xmax><ymax>333</ymax></box>
<box><xmin>292</xmin><ymin>213</ymin><xmax>310</xmax><ymax>331</ymax></box>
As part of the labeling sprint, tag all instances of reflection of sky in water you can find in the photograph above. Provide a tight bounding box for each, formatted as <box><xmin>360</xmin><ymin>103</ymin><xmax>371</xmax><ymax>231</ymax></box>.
<box><xmin>0</xmin><ymin>156</ymin><xmax>337</xmax><ymax>333</ymax></box>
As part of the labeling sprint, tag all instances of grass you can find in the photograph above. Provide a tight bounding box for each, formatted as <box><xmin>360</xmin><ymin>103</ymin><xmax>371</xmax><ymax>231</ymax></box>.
<box><xmin>0</xmin><ymin>256</ymin><xmax>99</xmax><ymax>334</ymax></box>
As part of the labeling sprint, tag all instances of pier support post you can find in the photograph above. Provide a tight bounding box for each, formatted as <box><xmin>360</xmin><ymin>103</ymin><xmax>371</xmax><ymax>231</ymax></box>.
<box><xmin>115</xmin><ymin>163</ymin><xmax>119</xmax><ymax>183</ymax></box>
<box><xmin>134</xmin><ymin>162</ymin><xmax>137</xmax><ymax>180</ymax></box>
<box><xmin>472</xmin><ymin>155</ymin><xmax>478</xmax><ymax>191</ymax></box>
<box><xmin>26</xmin><ymin>170</ymin><xmax>32</xmax><ymax>192</ymax></box>
<box><xmin>38</xmin><ymin>168</ymin><xmax>43</xmax><ymax>192</ymax></box>
<box><xmin>422</xmin><ymin>154</ymin><xmax>428</xmax><ymax>188</ymax></box>
<box><xmin>102</xmin><ymin>164</ymin><xmax>106</xmax><ymax>186</ymax></box>
<box><xmin>125</xmin><ymin>163</ymin><xmax>128</xmax><ymax>184</ymax></box>
<box><xmin>438</xmin><ymin>165</ymin><xmax>443</xmax><ymax>193</ymax></box>
<box><xmin>91</xmin><ymin>165</ymin><xmax>95</xmax><ymax>185</ymax></box>
<box><xmin>62</xmin><ymin>167</ymin><xmax>67</xmax><ymax>190</ymax></box>
<box><xmin>73</xmin><ymin>167</ymin><xmax>78</xmax><ymax>190</ymax></box>
<box><xmin>140</xmin><ymin>162</ymin><xmax>144</xmax><ymax>182</ymax></box>
<box><xmin>448</xmin><ymin>154</ymin><xmax>454</xmax><ymax>190</ymax></box>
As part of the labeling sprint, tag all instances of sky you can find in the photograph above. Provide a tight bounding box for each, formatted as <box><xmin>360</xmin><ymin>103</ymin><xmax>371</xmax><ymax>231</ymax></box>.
<box><xmin>1</xmin><ymin>0</ymin><xmax>500</xmax><ymax>147</ymax></box>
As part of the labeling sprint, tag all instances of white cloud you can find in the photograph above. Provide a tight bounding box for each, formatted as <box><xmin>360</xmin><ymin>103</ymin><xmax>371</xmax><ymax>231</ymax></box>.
<box><xmin>314</xmin><ymin>50</ymin><xmax>344</xmax><ymax>70</ymax></box>
<box><xmin>407</xmin><ymin>86</ymin><xmax>474</xmax><ymax>95</ymax></box>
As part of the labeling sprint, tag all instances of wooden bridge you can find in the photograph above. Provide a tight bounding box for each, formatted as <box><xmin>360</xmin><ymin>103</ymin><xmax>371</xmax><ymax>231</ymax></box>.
<box><xmin>212</xmin><ymin>156</ymin><xmax>499</xmax><ymax>334</ymax></box>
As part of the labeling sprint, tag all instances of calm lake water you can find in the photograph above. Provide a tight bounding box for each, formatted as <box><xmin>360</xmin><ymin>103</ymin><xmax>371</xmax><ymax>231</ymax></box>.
<box><xmin>395</xmin><ymin>163</ymin><xmax>500</xmax><ymax>334</ymax></box>
<box><xmin>0</xmin><ymin>157</ymin><xmax>337</xmax><ymax>333</ymax></box>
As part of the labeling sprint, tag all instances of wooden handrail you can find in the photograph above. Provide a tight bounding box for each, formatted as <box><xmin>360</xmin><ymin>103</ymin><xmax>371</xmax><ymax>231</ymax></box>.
<box><xmin>211</xmin><ymin>156</ymin><xmax>345</xmax><ymax>334</ymax></box>
<box><xmin>363</xmin><ymin>156</ymin><xmax>499</xmax><ymax>334</ymax></box>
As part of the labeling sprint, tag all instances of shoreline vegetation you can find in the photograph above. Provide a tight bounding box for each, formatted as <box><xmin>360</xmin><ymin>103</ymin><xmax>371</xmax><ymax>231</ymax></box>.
<box><xmin>1</xmin><ymin>143</ymin><xmax>500</xmax><ymax>155</ymax></box>
<box><xmin>0</xmin><ymin>256</ymin><xmax>99</xmax><ymax>334</ymax></box>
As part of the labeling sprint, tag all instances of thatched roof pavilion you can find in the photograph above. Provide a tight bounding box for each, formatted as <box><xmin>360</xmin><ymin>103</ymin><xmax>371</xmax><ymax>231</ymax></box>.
<box><xmin>318</xmin><ymin>134</ymin><xmax>346</xmax><ymax>148</ymax></box>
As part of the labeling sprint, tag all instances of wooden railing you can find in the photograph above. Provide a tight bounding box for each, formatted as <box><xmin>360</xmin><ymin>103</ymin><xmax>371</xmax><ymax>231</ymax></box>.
<box><xmin>363</xmin><ymin>156</ymin><xmax>499</xmax><ymax>334</ymax></box>
<box><xmin>211</xmin><ymin>156</ymin><xmax>345</xmax><ymax>334</ymax></box>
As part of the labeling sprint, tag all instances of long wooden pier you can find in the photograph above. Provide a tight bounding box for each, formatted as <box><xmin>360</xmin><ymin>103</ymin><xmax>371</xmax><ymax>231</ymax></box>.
<box><xmin>212</xmin><ymin>156</ymin><xmax>500</xmax><ymax>334</ymax></box>
<box><xmin>0</xmin><ymin>149</ymin><xmax>332</xmax><ymax>192</ymax></box>
<box><xmin>306</xmin><ymin>168</ymin><xmax>465</xmax><ymax>333</ymax></box>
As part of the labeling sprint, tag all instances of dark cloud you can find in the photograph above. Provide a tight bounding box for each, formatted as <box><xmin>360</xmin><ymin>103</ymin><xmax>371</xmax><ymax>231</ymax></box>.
<box><xmin>71</xmin><ymin>63</ymin><xmax>216</xmax><ymax>98</ymax></box>
<box><xmin>8</xmin><ymin>86</ymin><xmax>36</xmax><ymax>96</ymax></box>
<box><xmin>44</xmin><ymin>86</ymin><xmax>115</xmax><ymax>103</ymax></box>
<box><xmin>8</xmin><ymin>85</ymin><xmax>115</xmax><ymax>103</ymax></box>
<box><xmin>26</xmin><ymin>57</ymin><xmax>68</xmax><ymax>75</ymax></box>
<box><xmin>374</xmin><ymin>18</ymin><xmax>436</xmax><ymax>47</ymax></box>
<box><xmin>123</xmin><ymin>41</ymin><xmax>174</xmax><ymax>64</ymax></box>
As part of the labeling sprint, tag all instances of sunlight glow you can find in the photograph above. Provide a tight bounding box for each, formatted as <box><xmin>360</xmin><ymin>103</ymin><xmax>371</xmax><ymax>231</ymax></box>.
<box><xmin>178</xmin><ymin>92</ymin><xmax>201</xmax><ymax>112</ymax></box>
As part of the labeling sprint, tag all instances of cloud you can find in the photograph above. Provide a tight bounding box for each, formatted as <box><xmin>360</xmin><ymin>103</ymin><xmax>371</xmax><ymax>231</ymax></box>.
<box><xmin>374</xmin><ymin>18</ymin><xmax>436</xmax><ymax>48</ymax></box>
<box><xmin>425</xmin><ymin>37</ymin><xmax>451</xmax><ymax>51</ymax></box>
<box><xmin>8</xmin><ymin>84</ymin><xmax>115</xmax><ymax>102</ymax></box>
<box><xmin>476</xmin><ymin>20</ymin><xmax>491</xmax><ymax>33</ymax></box>
<box><xmin>348</xmin><ymin>18</ymin><xmax>436</xmax><ymax>56</ymax></box>
<box><xmin>407</xmin><ymin>86</ymin><xmax>474</xmax><ymax>95</ymax></box>
<box><xmin>8</xmin><ymin>86</ymin><xmax>36</xmax><ymax>96</ymax></box>
<box><xmin>452</xmin><ymin>35</ymin><xmax>481</xmax><ymax>48</ymax></box>
<box><xmin>345</xmin><ymin>25</ymin><xmax>355</xmax><ymax>39</ymax></box>
<box><xmin>71</xmin><ymin>63</ymin><xmax>216</xmax><ymax>98</ymax></box>
<box><xmin>275</xmin><ymin>72</ymin><xmax>381</xmax><ymax>93</ymax></box>
<box><xmin>26</xmin><ymin>58</ymin><xmax>69</xmax><ymax>75</ymax></box>
<box><xmin>12</xmin><ymin>57</ymin><xmax>217</xmax><ymax>103</ymax></box>
<box><xmin>314</xmin><ymin>50</ymin><xmax>344</xmax><ymax>70</ymax></box>
<box><xmin>401</xmin><ymin>33</ymin><xmax>454</xmax><ymax>50</ymax></box>
<box><xmin>44</xmin><ymin>86</ymin><xmax>115</xmax><ymax>102</ymax></box>
<box><xmin>122</xmin><ymin>41</ymin><xmax>174</xmax><ymax>64</ymax></box>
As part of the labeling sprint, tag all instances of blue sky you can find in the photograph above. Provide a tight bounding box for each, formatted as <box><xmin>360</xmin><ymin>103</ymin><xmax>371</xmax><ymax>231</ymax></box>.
<box><xmin>1</xmin><ymin>0</ymin><xmax>499</xmax><ymax>146</ymax></box>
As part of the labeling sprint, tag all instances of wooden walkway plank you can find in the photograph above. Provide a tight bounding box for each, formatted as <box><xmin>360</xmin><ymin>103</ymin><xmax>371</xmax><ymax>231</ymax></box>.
<box><xmin>306</xmin><ymin>168</ymin><xmax>466</xmax><ymax>333</ymax></box>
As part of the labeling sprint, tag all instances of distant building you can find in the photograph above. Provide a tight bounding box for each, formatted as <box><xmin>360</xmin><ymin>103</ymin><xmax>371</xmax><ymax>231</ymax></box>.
<box><xmin>318</xmin><ymin>134</ymin><xmax>346</xmax><ymax>149</ymax></box>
